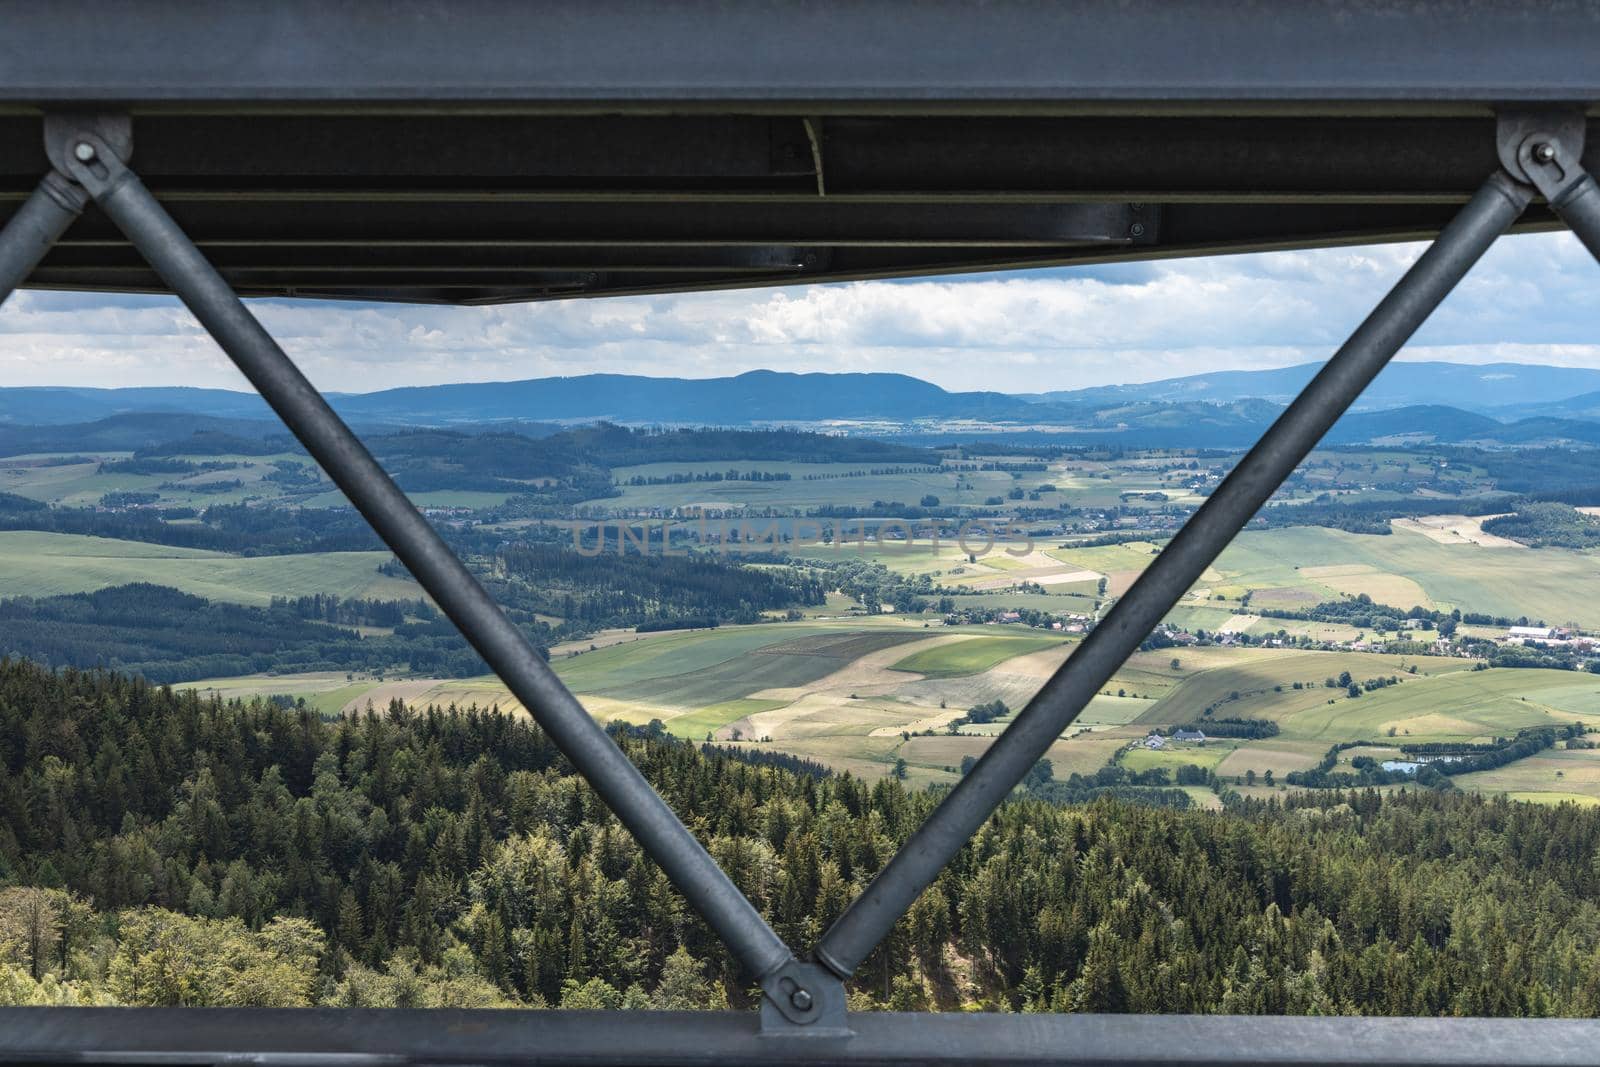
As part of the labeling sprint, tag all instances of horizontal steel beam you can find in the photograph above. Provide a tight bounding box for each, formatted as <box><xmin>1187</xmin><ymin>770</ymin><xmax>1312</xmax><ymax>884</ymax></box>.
<box><xmin>9</xmin><ymin>117</ymin><xmax>1600</xmax><ymax>203</ymax></box>
<box><xmin>0</xmin><ymin>111</ymin><xmax>1582</xmax><ymax>303</ymax></box>
<box><xmin>34</xmin><ymin>244</ymin><xmax>821</xmax><ymax>272</ymax></box>
<box><xmin>38</xmin><ymin>201</ymin><xmax>1145</xmax><ymax>247</ymax></box>
<box><xmin>18</xmin><ymin>210</ymin><xmax>1560</xmax><ymax>307</ymax></box>
<box><xmin>3</xmin><ymin>1008</ymin><xmax>1600</xmax><ymax>1066</ymax></box>
<box><xmin>4</xmin><ymin>0</ymin><xmax>1600</xmax><ymax>106</ymax></box>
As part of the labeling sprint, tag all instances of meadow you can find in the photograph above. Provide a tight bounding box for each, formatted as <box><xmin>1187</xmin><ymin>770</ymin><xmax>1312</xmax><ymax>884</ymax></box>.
<box><xmin>889</xmin><ymin>634</ymin><xmax>1068</xmax><ymax>677</ymax></box>
<box><xmin>1214</xmin><ymin>526</ymin><xmax>1600</xmax><ymax>625</ymax></box>
<box><xmin>0</xmin><ymin>452</ymin><xmax>308</xmax><ymax>508</ymax></box>
<box><xmin>0</xmin><ymin>530</ymin><xmax>419</xmax><ymax>605</ymax></box>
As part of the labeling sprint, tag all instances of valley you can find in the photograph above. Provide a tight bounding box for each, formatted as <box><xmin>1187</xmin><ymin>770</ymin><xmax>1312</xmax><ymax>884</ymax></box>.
<box><xmin>6</xmin><ymin>362</ymin><xmax>1600</xmax><ymax>811</ymax></box>
<box><xmin>9</xmin><ymin>361</ymin><xmax>1600</xmax><ymax>1014</ymax></box>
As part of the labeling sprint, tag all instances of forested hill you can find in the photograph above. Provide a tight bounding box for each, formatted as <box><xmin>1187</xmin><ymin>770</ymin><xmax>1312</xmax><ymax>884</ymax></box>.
<box><xmin>0</xmin><ymin>419</ymin><xmax>936</xmax><ymax>475</ymax></box>
<box><xmin>3</xmin><ymin>659</ymin><xmax>1600</xmax><ymax>1014</ymax></box>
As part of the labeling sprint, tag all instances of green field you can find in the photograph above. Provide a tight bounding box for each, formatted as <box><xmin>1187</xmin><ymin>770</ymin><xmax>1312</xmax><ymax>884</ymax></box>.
<box><xmin>1133</xmin><ymin>648</ymin><xmax>1600</xmax><ymax>743</ymax></box>
<box><xmin>0</xmin><ymin>452</ymin><xmax>313</xmax><ymax>508</ymax></box>
<box><xmin>178</xmin><ymin>619</ymin><xmax>1600</xmax><ymax>804</ymax></box>
<box><xmin>554</xmin><ymin>624</ymin><xmax>930</xmax><ymax>705</ymax></box>
<box><xmin>889</xmin><ymin>635</ymin><xmax>1068</xmax><ymax>678</ymax></box>
<box><xmin>1036</xmin><ymin>524</ymin><xmax>1600</xmax><ymax>630</ymax></box>
<box><xmin>0</xmin><ymin>530</ymin><xmax>420</xmax><ymax>605</ymax></box>
<box><xmin>554</xmin><ymin>625</ymin><xmax>842</xmax><ymax>692</ymax></box>
<box><xmin>590</xmin><ymin>630</ymin><xmax>928</xmax><ymax>707</ymax></box>
<box><xmin>663</xmin><ymin>698</ymin><xmax>790</xmax><ymax>739</ymax></box>
<box><xmin>1214</xmin><ymin>526</ymin><xmax>1600</xmax><ymax>626</ymax></box>
<box><xmin>1122</xmin><ymin>739</ymin><xmax>1240</xmax><ymax>774</ymax></box>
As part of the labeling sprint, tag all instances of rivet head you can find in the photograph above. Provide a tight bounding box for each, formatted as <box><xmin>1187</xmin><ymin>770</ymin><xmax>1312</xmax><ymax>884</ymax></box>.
<box><xmin>1129</xmin><ymin>222</ymin><xmax>1147</xmax><ymax>238</ymax></box>
<box><xmin>790</xmin><ymin>988</ymin><xmax>814</xmax><ymax>1011</ymax></box>
<box><xmin>1533</xmin><ymin>142</ymin><xmax>1557</xmax><ymax>164</ymax></box>
<box><xmin>73</xmin><ymin>142</ymin><xmax>96</xmax><ymax>162</ymax></box>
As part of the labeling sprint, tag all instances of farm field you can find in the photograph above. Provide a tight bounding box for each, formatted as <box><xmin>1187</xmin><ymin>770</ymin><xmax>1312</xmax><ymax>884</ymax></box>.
<box><xmin>889</xmin><ymin>634</ymin><xmax>1068</xmax><ymax>677</ymax></box>
<box><xmin>0</xmin><ymin>452</ymin><xmax>311</xmax><ymax>508</ymax></box>
<box><xmin>947</xmin><ymin>524</ymin><xmax>1600</xmax><ymax>631</ymax></box>
<box><xmin>1213</xmin><ymin>526</ymin><xmax>1600</xmax><ymax>625</ymax></box>
<box><xmin>172</xmin><ymin>610</ymin><xmax>1600</xmax><ymax>804</ymax></box>
<box><xmin>0</xmin><ymin>531</ymin><xmax>419</xmax><ymax>605</ymax></box>
<box><xmin>1452</xmin><ymin>747</ymin><xmax>1600</xmax><ymax>803</ymax></box>
<box><xmin>91</xmin><ymin>438</ymin><xmax>1600</xmax><ymax>806</ymax></box>
<box><xmin>0</xmin><ymin>447</ymin><xmax>518</xmax><ymax>512</ymax></box>
<box><xmin>861</xmin><ymin>521</ymin><xmax>1600</xmax><ymax>636</ymax></box>
<box><xmin>1133</xmin><ymin>649</ymin><xmax>1597</xmax><ymax>743</ymax></box>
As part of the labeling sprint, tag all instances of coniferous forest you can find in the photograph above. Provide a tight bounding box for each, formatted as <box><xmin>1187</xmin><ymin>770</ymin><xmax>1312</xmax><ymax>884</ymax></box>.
<box><xmin>2</xmin><ymin>659</ymin><xmax>1600</xmax><ymax>1014</ymax></box>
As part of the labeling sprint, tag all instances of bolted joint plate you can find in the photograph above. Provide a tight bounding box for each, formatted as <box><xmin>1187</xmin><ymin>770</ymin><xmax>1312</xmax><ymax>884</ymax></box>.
<box><xmin>42</xmin><ymin>114</ymin><xmax>132</xmax><ymax>176</ymax></box>
<box><xmin>47</xmin><ymin>122</ymin><xmax>139</xmax><ymax>208</ymax></box>
<box><xmin>1496</xmin><ymin>108</ymin><xmax>1588</xmax><ymax>202</ymax></box>
<box><xmin>759</xmin><ymin>959</ymin><xmax>851</xmax><ymax>1039</ymax></box>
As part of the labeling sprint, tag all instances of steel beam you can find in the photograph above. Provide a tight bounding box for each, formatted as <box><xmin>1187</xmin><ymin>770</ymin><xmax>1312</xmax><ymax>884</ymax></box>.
<box><xmin>3</xmin><ymin>1007</ymin><xmax>1600</xmax><ymax>1066</ymax></box>
<box><xmin>53</xmin><ymin>130</ymin><xmax>796</xmax><ymax>992</ymax></box>
<box><xmin>4</xmin><ymin>1</ymin><xmax>1600</xmax><ymax>106</ymax></box>
<box><xmin>0</xmin><ymin>173</ymin><xmax>83</xmax><ymax>306</ymax></box>
<box><xmin>812</xmin><ymin>169</ymin><xmax>1533</xmax><ymax>980</ymax></box>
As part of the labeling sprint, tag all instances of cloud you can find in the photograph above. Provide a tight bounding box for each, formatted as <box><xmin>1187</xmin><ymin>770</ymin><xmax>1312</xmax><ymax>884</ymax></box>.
<box><xmin>1</xmin><ymin>231</ymin><xmax>1596</xmax><ymax>393</ymax></box>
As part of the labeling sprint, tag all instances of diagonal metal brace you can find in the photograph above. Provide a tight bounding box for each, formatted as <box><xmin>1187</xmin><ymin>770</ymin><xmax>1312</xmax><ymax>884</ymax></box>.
<box><xmin>811</xmin><ymin>168</ymin><xmax>1533</xmax><ymax>980</ymax></box>
<box><xmin>41</xmin><ymin>119</ymin><xmax>844</xmax><ymax>1023</ymax></box>
<box><xmin>0</xmin><ymin>173</ymin><xmax>88</xmax><ymax>307</ymax></box>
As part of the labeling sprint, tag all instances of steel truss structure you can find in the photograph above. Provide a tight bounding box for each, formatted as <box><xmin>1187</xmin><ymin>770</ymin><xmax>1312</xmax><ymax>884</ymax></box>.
<box><xmin>6</xmin><ymin>3</ymin><xmax>1600</xmax><ymax>1063</ymax></box>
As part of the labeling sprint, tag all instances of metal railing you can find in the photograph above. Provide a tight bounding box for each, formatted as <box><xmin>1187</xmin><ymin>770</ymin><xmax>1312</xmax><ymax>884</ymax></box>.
<box><xmin>2</xmin><ymin>110</ymin><xmax>1600</xmax><ymax>1060</ymax></box>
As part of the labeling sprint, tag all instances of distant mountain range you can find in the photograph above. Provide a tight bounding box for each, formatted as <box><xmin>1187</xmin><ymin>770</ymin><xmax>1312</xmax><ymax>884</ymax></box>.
<box><xmin>1026</xmin><ymin>361</ymin><xmax>1600</xmax><ymax>414</ymax></box>
<box><xmin>0</xmin><ymin>372</ymin><xmax>1032</xmax><ymax>428</ymax></box>
<box><xmin>6</xmin><ymin>361</ymin><xmax>1600</xmax><ymax>451</ymax></box>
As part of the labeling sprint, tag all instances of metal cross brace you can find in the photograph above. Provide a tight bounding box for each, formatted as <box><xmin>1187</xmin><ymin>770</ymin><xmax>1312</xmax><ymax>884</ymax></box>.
<box><xmin>0</xmin><ymin>110</ymin><xmax>1584</xmax><ymax>1035</ymax></box>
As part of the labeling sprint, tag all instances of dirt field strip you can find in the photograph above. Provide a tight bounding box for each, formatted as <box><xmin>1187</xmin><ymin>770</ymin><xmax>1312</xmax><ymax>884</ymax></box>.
<box><xmin>731</xmin><ymin>633</ymin><xmax>967</xmax><ymax>740</ymax></box>
<box><xmin>1033</xmin><ymin>569</ymin><xmax>1102</xmax><ymax>586</ymax></box>
<box><xmin>1395</xmin><ymin>514</ymin><xmax>1524</xmax><ymax>549</ymax></box>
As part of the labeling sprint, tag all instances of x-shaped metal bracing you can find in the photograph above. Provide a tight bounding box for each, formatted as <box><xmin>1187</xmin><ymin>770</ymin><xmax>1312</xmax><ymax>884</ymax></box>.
<box><xmin>1</xmin><ymin>111</ymin><xmax>1594</xmax><ymax>1036</ymax></box>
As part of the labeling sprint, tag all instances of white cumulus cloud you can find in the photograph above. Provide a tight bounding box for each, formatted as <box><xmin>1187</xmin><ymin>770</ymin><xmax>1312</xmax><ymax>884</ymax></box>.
<box><xmin>1</xmin><ymin>231</ymin><xmax>1597</xmax><ymax>393</ymax></box>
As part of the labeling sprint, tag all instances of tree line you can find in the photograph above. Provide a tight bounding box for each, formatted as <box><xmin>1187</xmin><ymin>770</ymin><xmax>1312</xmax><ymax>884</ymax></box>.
<box><xmin>4</xmin><ymin>659</ymin><xmax>1600</xmax><ymax>1014</ymax></box>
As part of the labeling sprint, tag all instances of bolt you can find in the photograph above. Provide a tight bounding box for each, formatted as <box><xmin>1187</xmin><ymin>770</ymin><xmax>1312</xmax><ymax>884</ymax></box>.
<box><xmin>73</xmin><ymin>142</ymin><xmax>96</xmax><ymax>162</ymax></box>
<box><xmin>789</xmin><ymin>988</ymin><xmax>814</xmax><ymax>1011</ymax></box>
<box><xmin>1129</xmin><ymin>222</ymin><xmax>1147</xmax><ymax>238</ymax></box>
<box><xmin>1533</xmin><ymin>142</ymin><xmax>1557</xmax><ymax>165</ymax></box>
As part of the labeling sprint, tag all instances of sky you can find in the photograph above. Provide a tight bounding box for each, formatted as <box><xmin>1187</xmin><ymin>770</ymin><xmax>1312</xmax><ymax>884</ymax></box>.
<box><xmin>2</xmin><ymin>230</ymin><xmax>1598</xmax><ymax>396</ymax></box>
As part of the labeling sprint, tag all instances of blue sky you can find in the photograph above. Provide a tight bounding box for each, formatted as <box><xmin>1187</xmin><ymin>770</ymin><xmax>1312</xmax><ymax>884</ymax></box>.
<box><xmin>2</xmin><ymin>230</ymin><xmax>1597</xmax><ymax>394</ymax></box>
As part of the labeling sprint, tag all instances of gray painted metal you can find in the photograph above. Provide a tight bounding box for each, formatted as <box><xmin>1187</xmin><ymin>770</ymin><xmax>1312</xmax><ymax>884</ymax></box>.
<box><xmin>3</xmin><ymin>1</ymin><xmax>1600</xmax><ymax>105</ymax></box>
<box><xmin>0</xmin><ymin>111</ymin><xmax>1584</xmax><ymax>302</ymax></box>
<box><xmin>0</xmin><ymin>24</ymin><xmax>1590</xmax><ymax>1046</ymax></box>
<box><xmin>0</xmin><ymin>112</ymin><xmax>1579</xmax><ymax>304</ymax></box>
<box><xmin>55</xmin><ymin>132</ymin><xmax>795</xmax><ymax>990</ymax></box>
<box><xmin>1555</xmin><ymin>174</ymin><xmax>1600</xmax><ymax>263</ymax></box>
<box><xmin>0</xmin><ymin>173</ymin><xmax>82</xmax><ymax>305</ymax></box>
<box><xmin>813</xmin><ymin>170</ymin><xmax>1533</xmax><ymax>979</ymax></box>
<box><xmin>3</xmin><ymin>1007</ymin><xmax>1600</xmax><ymax>1066</ymax></box>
